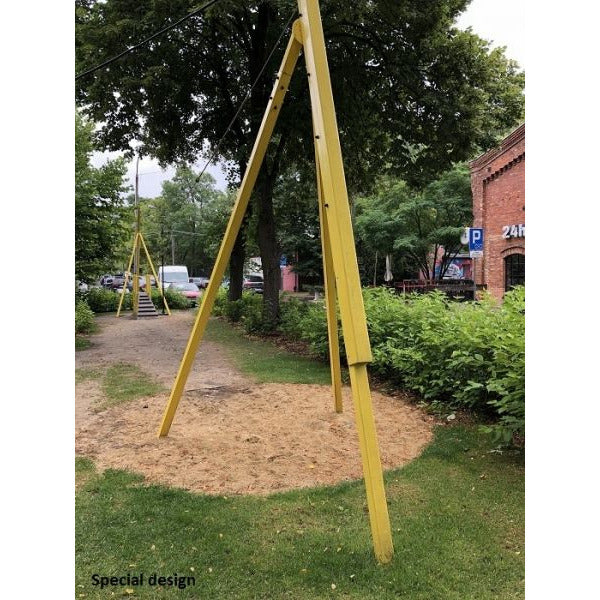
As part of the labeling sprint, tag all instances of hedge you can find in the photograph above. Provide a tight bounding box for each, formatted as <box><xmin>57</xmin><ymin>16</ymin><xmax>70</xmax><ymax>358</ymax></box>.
<box><xmin>81</xmin><ymin>286</ymin><xmax>191</xmax><ymax>313</ymax></box>
<box><xmin>216</xmin><ymin>287</ymin><xmax>525</xmax><ymax>442</ymax></box>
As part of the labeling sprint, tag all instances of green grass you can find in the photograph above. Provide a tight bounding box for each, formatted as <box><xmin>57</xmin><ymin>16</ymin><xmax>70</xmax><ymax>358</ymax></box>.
<box><xmin>76</xmin><ymin>426</ymin><xmax>524</xmax><ymax>599</ymax></box>
<box><xmin>102</xmin><ymin>363</ymin><xmax>166</xmax><ymax>404</ymax></box>
<box><xmin>76</xmin><ymin>334</ymin><xmax>94</xmax><ymax>350</ymax></box>
<box><xmin>75</xmin><ymin>364</ymin><xmax>166</xmax><ymax>409</ymax></box>
<box><xmin>204</xmin><ymin>317</ymin><xmax>334</xmax><ymax>385</ymax></box>
<box><xmin>75</xmin><ymin>367</ymin><xmax>104</xmax><ymax>384</ymax></box>
<box><xmin>76</xmin><ymin>313</ymin><xmax>523</xmax><ymax>598</ymax></box>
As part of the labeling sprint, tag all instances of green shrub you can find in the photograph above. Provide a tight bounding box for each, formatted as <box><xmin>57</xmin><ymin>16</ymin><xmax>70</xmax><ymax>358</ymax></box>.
<box><xmin>150</xmin><ymin>288</ymin><xmax>191</xmax><ymax>310</ymax></box>
<box><xmin>296</xmin><ymin>302</ymin><xmax>331</xmax><ymax>358</ymax></box>
<box><xmin>481</xmin><ymin>287</ymin><xmax>525</xmax><ymax>441</ymax></box>
<box><xmin>75</xmin><ymin>300</ymin><xmax>95</xmax><ymax>334</ymax></box>
<box><xmin>296</xmin><ymin>287</ymin><xmax>524</xmax><ymax>441</ymax></box>
<box><xmin>85</xmin><ymin>287</ymin><xmax>129</xmax><ymax>312</ymax></box>
<box><xmin>210</xmin><ymin>285</ymin><xmax>525</xmax><ymax>441</ymax></box>
<box><xmin>279</xmin><ymin>298</ymin><xmax>312</xmax><ymax>340</ymax></box>
<box><xmin>213</xmin><ymin>287</ymin><xmax>229</xmax><ymax>316</ymax></box>
<box><xmin>223</xmin><ymin>298</ymin><xmax>245</xmax><ymax>322</ymax></box>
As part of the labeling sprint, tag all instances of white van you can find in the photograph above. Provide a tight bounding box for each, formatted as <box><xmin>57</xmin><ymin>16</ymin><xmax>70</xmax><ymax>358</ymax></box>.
<box><xmin>158</xmin><ymin>265</ymin><xmax>189</xmax><ymax>289</ymax></box>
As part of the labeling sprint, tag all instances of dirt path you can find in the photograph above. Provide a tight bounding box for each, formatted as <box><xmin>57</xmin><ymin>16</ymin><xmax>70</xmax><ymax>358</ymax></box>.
<box><xmin>76</xmin><ymin>311</ymin><xmax>249</xmax><ymax>428</ymax></box>
<box><xmin>76</xmin><ymin>311</ymin><xmax>433</xmax><ymax>495</ymax></box>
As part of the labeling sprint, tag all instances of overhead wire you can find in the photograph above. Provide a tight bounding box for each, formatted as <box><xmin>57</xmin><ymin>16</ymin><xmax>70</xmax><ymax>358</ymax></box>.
<box><xmin>78</xmin><ymin>3</ymin><xmax>297</xmax><ymax>190</ymax></box>
<box><xmin>75</xmin><ymin>0</ymin><xmax>223</xmax><ymax>81</ymax></box>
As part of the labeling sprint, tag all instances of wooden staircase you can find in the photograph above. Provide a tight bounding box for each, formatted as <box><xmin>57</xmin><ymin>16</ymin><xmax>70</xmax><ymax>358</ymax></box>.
<box><xmin>136</xmin><ymin>291</ymin><xmax>158</xmax><ymax>317</ymax></box>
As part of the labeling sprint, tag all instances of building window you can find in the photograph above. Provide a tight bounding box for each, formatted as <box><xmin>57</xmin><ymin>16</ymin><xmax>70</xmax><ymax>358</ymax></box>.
<box><xmin>505</xmin><ymin>253</ymin><xmax>525</xmax><ymax>291</ymax></box>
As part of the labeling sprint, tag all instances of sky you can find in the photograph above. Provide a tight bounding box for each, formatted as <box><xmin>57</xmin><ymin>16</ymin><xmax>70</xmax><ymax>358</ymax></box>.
<box><xmin>91</xmin><ymin>0</ymin><xmax>526</xmax><ymax>199</ymax></box>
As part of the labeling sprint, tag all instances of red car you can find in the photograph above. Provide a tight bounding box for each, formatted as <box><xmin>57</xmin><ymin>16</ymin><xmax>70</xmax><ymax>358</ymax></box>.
<box><xmin>168</xmin><ymin>282</ymin><xmax>201</xmax><ymax>305</ymax></box>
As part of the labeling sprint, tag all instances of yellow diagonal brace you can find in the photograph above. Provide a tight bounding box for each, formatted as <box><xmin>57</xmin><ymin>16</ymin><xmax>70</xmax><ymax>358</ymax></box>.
<box><xmin>139</xmin><ymin>233</ymin><xmax>171</xmax><ymax>316</ymax></box>
<box><xmin>315</xmin><ymin>151</ymin><xmax>343</xmax><ymax>413</ymax></box>
<box><xmin>117</xmin><ymin>234</ymin><xmax>137</xmax><ymax>317</ymax></box>
<box><xmin>157</xmin><ymin>26</ymin><xmax>303</xmax><ymax>437</ymax></box>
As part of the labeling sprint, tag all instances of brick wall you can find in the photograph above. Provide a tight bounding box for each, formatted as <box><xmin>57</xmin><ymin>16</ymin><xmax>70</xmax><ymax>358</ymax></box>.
<box><xmin>470</xmin><ymin>124</ymin><xmax>525</xmax><ymax>300</ymax></box>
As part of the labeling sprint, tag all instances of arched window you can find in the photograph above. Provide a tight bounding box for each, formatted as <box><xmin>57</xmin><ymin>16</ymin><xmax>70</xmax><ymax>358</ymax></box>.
<box><xmin>505</xmin><ymin>253</ymin><xmax>525</xmax><ymax>291</ymax></box>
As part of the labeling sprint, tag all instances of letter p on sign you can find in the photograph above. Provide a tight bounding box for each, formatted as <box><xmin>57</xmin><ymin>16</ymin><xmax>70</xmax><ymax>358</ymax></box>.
<box><xmin>468</xmin><ymin>228</ymin><xmax>484</xmax><ymax>257</ymax></box>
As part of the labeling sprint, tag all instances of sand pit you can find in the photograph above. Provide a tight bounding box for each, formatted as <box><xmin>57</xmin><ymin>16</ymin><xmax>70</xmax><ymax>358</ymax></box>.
<box><xmin>76</xmin><ymin>313</ymin><xmax>433</xmax><ymax>495</ymax></box>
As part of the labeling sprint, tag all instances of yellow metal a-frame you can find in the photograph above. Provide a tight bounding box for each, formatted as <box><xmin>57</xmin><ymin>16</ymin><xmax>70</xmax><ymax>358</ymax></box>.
<box><xmin>116</xmin><ymin>205</ymin><xmax>171</xmax><ymax>318</ymax></box>
<box><xmin>157</xmin><ymin>0</ymin><xmax>394</xmax><ymax>563</ymax></box>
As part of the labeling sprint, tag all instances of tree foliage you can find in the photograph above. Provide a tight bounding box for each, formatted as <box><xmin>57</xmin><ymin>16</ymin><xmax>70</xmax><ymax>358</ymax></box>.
<box><xmin>142</xmin><ymin>165</ymin><xmax>234</xmax><ymax>276</ymax></box>
<box><xmin>75</xmin><ymin>113</ymin><xmax>129</xmax><ymax>282</ymax></box>
<box><xmin>76</xmin><ymin>0</ymin><xmax>524</xmax><ymax>323</ymax></box>
<box><xmin>76</xmin><ymin>0</ymin><xmax>524</xmax><ymax>177</ymax></box>
<box><xmin>355</xmin><ymin>165</ymin><xmax>473</xmax><ymax>281</ymax></box>
<box><xmin>273</xmin><ymin>166</ymin><xmax>322</xmax><ymax>282</ymax></box>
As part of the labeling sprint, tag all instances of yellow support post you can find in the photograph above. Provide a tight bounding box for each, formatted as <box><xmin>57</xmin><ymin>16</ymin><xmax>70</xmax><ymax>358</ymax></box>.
<box><xmin>298</xmin><ymin>0</ymin><xmax>393</xmax><ymax>562</ymax></box>
<box><xmin>117</xmin><ymin>235</ymin><xmax>137</xmax><ymax>317</ymax></box>
<box><xmin>157</xmin><ymin>1</ymin><xmax>393</xmax><ymax>563</ymax></box>
<box><xmin>157</xmin><ymin>26</ymin><xmax>303</xmax><ymax>437</ymax></box>
<box><xmin>315</xmin><ymin>152</ymin><xmax>343</xmax><ymax>413</ymax></box>
<box><xmin>348</xmin><ymin>363</ymin><xmax>393</xmax><ymax>563</ymax></box>
<box><xmin>139</xmin><ymin>233</ymin><xmax>171</xmax><ymax>316</ymax></box>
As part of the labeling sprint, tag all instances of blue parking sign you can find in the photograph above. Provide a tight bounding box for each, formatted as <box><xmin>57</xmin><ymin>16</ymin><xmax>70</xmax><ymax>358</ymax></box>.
<box><xmin>468</xmin><ymin>228</ymin><xmax>484</xmax><ymax>257</ymax></box>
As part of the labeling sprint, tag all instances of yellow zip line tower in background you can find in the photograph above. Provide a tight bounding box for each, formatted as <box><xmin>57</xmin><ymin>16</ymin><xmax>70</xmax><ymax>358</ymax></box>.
<box><xmin>116</xmin><ymin>229</ymin><xmax>171</xmax><ymax>318</ymax></box>
<box><xmin>157</xmin><ymin>0</ymin><xmax>393</xmax><ymax>563</ymax></box>
<box><xmin>117</xmin><ymin>164</ymin><xmax>171</xmax><ymax>318</ymax></box>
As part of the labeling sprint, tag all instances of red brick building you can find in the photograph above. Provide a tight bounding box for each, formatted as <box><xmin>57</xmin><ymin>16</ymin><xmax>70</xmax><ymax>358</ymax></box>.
<box><xmin>470</xmin><ymin>124</ymin><xmax>525</xmax><ymax>300</ymax></box>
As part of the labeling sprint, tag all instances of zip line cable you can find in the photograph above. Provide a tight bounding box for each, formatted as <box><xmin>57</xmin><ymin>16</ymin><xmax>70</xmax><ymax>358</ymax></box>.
<box><xmin>194</xmin><ymin>10</ymin><xmax>297</xmax><ymax>183</ymax></box>
<box><xmin>75</xmin><ymin>0</ymin><xmax>223</xmax><ymax>81</ymax></box>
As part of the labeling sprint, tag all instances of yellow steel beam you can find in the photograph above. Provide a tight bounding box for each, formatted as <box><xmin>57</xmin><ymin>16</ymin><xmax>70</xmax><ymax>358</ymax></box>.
<box><xmin>157</xmin><ymin>26</ymin><xmax>303</xmax><ymax>437</ymax></box>
<box><xmin>315</xmin><ymin>151</ymin><xmax>343</xmax><ymax>413</ymax></box>
<box><xmin>157</xmin><ymin>2</ymin><xmax>393</xmax><ymax>564</ymax></box>
<box><xmin>139</xmin><ymin>233</ymin><xmax>171</xmax><ymax>316</ymax></box>
<box><xmin>348</xmin><ymin>363</ymin><xmax>394</xmax><ymax>563</ymax></box>
<box><xmin>117</xmin><ymin>234</ymin><xmax>137</xmax><ymax>317</ymax></box>
<box><xmin>297</xmin><ymin>0</ymin><xmax>371</xmax><ymax>366</ymax></box>
<box><xmin>298</xmin><ymin>0</ymin><xmax>393</xmax><ymax>563</ymax></box>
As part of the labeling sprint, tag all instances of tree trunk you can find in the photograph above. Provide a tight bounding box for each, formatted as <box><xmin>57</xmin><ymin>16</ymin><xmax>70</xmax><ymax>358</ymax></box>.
<box><xmin>228</xmin><ymin>229</ymin><xmax>245</xmax><ymax>301</ymax></box>
<box><xmin>256</xmin><ymin>172</ymin><xmax>280</xmax><ymax>330</ymax></box>
<box><xmin>228</xmin><ymin>160</ymin><xmax>252</xmax><ymax>302</ymax></box>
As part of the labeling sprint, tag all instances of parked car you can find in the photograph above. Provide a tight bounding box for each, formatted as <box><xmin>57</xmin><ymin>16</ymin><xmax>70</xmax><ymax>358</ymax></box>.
<box><xmin>190</xmin><ymin>276</ymin><xmax>209</xmax><ymax>289</ymax></box>
<box><xmin>109</xmin><ymin>273</ymin><xmax>126</xmax><ymax>289</ymax></box>
<box><xmin>126</xmin><ymin>275</ymin><xmax>155</xmax><ymax>291</ymax></box>
<box><xmin>158</xmin><ymin>265</ymin><xmax>189</xmax><ymax>288</ymax></box>
<box><xmin>76</xmin><ymin>280</ymin><xmax>89</xmax><ymax>293</ymax></box>
<box><xmin>100</xmin><ymin>274</ymin><xmax>114</xmax><ymax>288</ymax></box>
<box><xmin>243</xmin><ymin>274</ymin><xmax>264</xmax><ymax>294</ymax></box>
<box><xmin>168</xmin><ymin>282</ymin><xmax>201</xmax><ymax>305</ymax></box>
